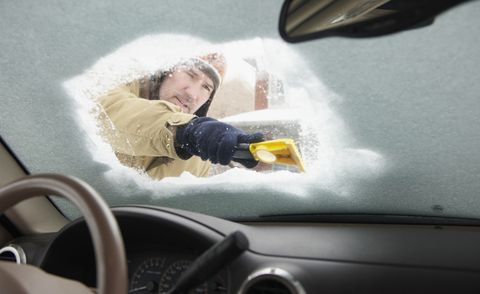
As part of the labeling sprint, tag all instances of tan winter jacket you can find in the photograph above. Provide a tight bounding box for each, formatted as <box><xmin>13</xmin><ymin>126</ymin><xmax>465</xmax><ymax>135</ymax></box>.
<box><xmin>97</xmin><ymin>80</ymin><xmax>211</xmax><ymax>180</ymax></box>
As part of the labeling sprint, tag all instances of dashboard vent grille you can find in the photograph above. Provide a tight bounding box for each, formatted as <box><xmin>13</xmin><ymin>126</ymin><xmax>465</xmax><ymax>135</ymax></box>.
<box><xmin>245</xmin><ymin>279</ymin><xmax>292</xmax><ymax>294</ymax></box>
<box><xmin>0</xmin><ymin>250</ymin><xmax>17</xmax><ymax>262</ymax></box>
<box><xmin>0</xmin><ymin>245</ymin><xmax>26</xmax><ymax>264</ymax></box>
<box><xmin>240</xmin><ymin>268</ymin><xmax>305</xmax><ymax>294</ymax></box>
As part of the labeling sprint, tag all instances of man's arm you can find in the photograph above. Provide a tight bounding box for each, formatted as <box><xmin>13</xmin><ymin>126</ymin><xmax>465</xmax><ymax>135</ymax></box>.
<box><xmin>97</xmin><ymin>82</ymin><xmax>195</xmax><ymax>159</ymax></box>
<box><xmin>97</xmin><ymin>82</ymin><xmax>264</xmax><ymax>168</ymax></box>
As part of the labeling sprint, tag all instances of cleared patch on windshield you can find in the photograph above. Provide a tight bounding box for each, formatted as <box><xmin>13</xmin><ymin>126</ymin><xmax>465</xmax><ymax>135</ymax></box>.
<box><xmin>64</xmin><ymin>34</ymin><xmax>385</xmax><ymax>198</ymax></box>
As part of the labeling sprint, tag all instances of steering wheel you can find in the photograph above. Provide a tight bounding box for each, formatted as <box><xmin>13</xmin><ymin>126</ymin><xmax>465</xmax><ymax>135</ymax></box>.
<box><xmin>0</xmin><ymin>174</ymin><xmax>128</xmax><ymax>294</ymax></box>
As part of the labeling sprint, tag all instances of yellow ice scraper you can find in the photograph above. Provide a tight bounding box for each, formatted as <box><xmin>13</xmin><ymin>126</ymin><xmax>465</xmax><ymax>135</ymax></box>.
<box><xmin>233</xmin><ymin>139</ymin><xmax>306</xmax><ymax>172</ymax></box>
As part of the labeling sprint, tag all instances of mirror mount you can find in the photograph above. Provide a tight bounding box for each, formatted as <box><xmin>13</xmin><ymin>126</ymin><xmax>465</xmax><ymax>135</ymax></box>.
<box><xmin>279</xmin><ymin>0</ymin><xmax>471</xmax><ymax>43</ymax></box>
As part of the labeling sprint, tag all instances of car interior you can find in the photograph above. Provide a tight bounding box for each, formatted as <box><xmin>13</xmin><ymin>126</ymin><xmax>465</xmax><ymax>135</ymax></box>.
<box><xmin>1</xmin><ymin>0</ymin><xmax>479</xmax><ymax>293</ymax></box>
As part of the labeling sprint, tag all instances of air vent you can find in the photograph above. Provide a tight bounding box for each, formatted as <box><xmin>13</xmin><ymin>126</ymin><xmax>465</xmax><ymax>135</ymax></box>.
<box><xmin>239</xmin><ymin>267</ymin><xmax>305</xmax><ymax>294</ymax></box>
<box><xmin>0</xmin><ymin>244</ymin><xmax>26</xmax><ymax>264</ymax></box>
<box><xmin>245</xmin><ymin>278</ymin><xmax>292</xmax><ymax>294</ymax></box>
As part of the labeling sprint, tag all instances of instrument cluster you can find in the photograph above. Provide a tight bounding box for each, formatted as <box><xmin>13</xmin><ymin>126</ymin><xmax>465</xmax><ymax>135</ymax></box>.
<box><xmin>127</xmin><ymin>251</ymin><xmax>228</xmax><ymax>294</ymax></box>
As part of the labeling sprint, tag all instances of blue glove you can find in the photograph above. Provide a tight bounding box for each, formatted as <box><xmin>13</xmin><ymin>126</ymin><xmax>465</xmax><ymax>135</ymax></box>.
<box><xmin>176</xmin><ymin>117</ymin><xmax>264</xmax><ymax>167</ymax></box>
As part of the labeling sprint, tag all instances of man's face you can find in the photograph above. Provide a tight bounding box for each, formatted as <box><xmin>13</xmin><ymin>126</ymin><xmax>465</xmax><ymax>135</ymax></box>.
<box><xmin>158</xmin><ymin>66</ymin><xmax>215</xmax><ymax>114</ymax></box>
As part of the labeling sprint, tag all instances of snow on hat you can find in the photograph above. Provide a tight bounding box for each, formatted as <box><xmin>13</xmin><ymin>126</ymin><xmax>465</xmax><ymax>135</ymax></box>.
<box><xmin>199</xmin><ymin>53</ymin><xmax>226</xmax><ymax>86</ymax></box>
<box><xmin>176</xmin><ymin>53</ymin><xmax>226</xmax><ymax>92</ymax></box>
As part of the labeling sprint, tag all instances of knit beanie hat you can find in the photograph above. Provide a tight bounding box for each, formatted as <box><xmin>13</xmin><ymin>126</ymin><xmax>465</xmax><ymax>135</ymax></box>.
<box><xmin>145</xmin><ymin>53</ymin><xmax>226</xmax><ymax>117</ymax></box>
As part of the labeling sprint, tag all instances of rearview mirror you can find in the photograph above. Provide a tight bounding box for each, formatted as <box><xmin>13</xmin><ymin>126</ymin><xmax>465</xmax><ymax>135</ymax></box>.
<box><xmin>279</xmin><ymin>0</ymin><xmax>470</xmax><ymax>43</ymax></box>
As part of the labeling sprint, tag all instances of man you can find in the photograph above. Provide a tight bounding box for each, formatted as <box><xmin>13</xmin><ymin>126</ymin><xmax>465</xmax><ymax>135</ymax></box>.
<box><xmin>98</xmin><ymin>53</ymin><xmax>264</xmax><ymax>180</ymax></box>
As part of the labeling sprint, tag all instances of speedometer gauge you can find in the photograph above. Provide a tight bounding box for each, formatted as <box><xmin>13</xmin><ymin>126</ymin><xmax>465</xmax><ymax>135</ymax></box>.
<box><xmin>159</xmin><ymin>260</ymin><xmax>227</xmax><ymax>294</ymax></box>
<box><xmin>129</xmin><ymin>257</ymin><xmax>166</xmax><ymax>293</ymax></box>
<box><xmin>158</xmin><ymin>260</ymin><xmax>203</xmax><ymax>293</ymax></box>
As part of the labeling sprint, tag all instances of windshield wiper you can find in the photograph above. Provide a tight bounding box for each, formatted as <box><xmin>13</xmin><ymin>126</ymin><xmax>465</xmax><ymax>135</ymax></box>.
<box><xmin>238</xmin><ymin>213</ymin><xmax>480</xmax><ymax>226</ymax></box>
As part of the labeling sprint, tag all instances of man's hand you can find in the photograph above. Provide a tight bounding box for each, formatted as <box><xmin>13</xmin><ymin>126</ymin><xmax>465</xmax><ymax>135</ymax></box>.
<box><xmin>176</xmin><ymin>117</ymin><xmax>264</xmax><ymax>167</ymax></box>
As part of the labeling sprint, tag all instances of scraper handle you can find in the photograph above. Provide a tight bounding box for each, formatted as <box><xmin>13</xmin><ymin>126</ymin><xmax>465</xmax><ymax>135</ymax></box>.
<box><xmin>232</xmin><ymin>143</ymin><xmax>255</xmax><ymax>161</ymax></box>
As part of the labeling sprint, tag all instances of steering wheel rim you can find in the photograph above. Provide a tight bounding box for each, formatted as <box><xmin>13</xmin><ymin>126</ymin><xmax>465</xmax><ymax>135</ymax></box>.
<box><xmin>0</xmin><ymin>174</ymin><xmax>128</xmax><ymax>294</ymax></box>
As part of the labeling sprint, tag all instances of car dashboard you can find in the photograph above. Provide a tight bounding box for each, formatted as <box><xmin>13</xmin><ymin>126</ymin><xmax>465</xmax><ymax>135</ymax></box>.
<box><xmin>3</xmin><ymin>205</ymin><xmax>480</xmax><ymax>293</ymax></box>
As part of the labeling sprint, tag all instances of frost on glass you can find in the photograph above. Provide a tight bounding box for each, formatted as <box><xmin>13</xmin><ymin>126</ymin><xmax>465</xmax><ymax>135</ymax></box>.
<box><xmin>63</xmin><ymin>34</ymin><xmax>385</xmax><ymax>202</ymax></box>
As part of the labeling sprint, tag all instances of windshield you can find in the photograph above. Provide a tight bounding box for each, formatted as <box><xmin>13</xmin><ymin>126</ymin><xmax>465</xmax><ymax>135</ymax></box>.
<box><xmin>1</xmin><ymin>0</ymin><xmax>479</xmax><ymax>222</ymax></box>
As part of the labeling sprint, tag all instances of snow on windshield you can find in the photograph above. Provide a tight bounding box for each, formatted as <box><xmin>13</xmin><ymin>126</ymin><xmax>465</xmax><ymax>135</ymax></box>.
<box><xmin>64</xmin><ymin>34</ymin><xmax>385</xmax><ymax>201</ymax></box>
